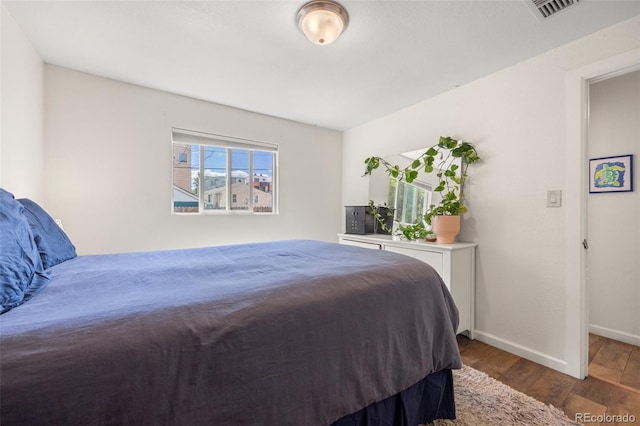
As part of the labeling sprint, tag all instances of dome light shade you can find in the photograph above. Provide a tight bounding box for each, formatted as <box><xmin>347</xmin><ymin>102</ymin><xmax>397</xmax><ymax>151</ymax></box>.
<box><xmin>297</xmin><ymin>1</ymin><xmax>349</xmax><ymax>46</ymax></box>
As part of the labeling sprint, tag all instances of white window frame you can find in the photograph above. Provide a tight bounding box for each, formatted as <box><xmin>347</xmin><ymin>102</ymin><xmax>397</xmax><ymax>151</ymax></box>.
<box><xmin>171</xmin><ymin>128</ymin><xmax>278</xmax><ymax>215</ymax></box>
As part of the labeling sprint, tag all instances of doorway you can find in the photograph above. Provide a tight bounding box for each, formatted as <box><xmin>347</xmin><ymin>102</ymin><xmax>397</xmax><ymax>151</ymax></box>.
<box><xmin>586</xmin><ymin>70</ymin><xmax>640</xmax><ymax>388</ymax></box>
<box><xmin>565</xmin><ymin>48</ymin><xmax>640</xmax><ymax>379</ymax></box>
<box><xmin>587</xmin><ymin>70</ymin><xmax>640</xmax><ymax>348</ymax></box>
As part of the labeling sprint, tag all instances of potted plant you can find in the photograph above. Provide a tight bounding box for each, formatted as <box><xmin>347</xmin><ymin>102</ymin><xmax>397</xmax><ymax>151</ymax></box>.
<box><xmin>364</xmin><ymin>136</ymin><xmax>479</xmax><ymax>244</ymax></box>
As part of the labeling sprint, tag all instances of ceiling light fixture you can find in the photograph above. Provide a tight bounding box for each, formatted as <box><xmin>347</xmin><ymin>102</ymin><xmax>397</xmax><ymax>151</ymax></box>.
<box><xmin>297</xmin><ymin>0</ymin><xmax>349</xmax><ymax>46</ymax></box>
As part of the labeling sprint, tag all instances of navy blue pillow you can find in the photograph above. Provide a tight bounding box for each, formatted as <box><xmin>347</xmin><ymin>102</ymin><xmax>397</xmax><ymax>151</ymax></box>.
<box><xmin>17</xmin><ymin>198</ymin><xmax>77</xmax><ymax>269</ymax></box>
<box><xmin>0</xmin><ymin>188</ymin><xmax>50</xmax><ymax>314</ymax></box>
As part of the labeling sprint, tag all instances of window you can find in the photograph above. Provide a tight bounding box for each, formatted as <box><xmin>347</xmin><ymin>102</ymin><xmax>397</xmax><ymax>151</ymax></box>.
<box><xmin>389</xmin><ymin>178</ymin><xmax>432</xmax><ymax>227</ymax></box>
<box><xmin>172</xmin><ymin>128</ymin><xmax>278</xmax><ymax>214</ymax></box>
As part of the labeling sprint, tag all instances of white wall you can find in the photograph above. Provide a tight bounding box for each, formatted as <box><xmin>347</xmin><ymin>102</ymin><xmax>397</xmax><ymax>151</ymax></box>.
<box><xmin>342</xmin><ymin>16</ymin><xmax>640</xmax><ymax>372</ymax></box>
<box><xmin>44</xmin><ymin>66</ymin><xmax>342</xmax><ymax>254</ymax></box>
<box><xmin>0</xmin><ymin>5</ymin><xmax>44</xmax><ymax>202</ymax></box>
<box><xmin>588</xmin><ymin>70</ymin><xmax>640</xmax><ymax>345</ymax></box>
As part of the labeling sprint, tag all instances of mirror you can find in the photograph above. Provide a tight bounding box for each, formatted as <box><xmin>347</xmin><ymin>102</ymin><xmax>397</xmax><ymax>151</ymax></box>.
<box><xmin>367</xmin><ymin>148</ymin><xmax>462</xmax><ymax>231</ymax></box>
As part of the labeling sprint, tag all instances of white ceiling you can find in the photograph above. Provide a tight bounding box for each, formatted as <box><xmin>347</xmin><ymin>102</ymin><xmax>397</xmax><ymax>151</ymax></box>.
<box><xmin>4</xmin><ymin>1</ymin><xmax>639</xmax><ymax>131</ymax></box>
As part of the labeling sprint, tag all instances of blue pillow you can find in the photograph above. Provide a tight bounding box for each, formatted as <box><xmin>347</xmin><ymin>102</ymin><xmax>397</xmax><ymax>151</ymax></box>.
<box><xmin>0</xmin><ymin>188</ymin><xmax>50</xmax><ymax>314</ymax></box>
<box><xmin>17</xmin><ymin>198</ymin><xmax>77</xmax><ymax>269</ymax></box>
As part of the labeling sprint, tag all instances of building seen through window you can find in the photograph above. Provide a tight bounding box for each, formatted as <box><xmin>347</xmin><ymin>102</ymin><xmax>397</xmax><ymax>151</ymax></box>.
<box><xmin>172</xmin><ymin>129</ymin><xmax>277</xmax><ymax>214</ymax></box>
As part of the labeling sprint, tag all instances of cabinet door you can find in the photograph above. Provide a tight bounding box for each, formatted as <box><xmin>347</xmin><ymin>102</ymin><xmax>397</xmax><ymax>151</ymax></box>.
<box><xmin>384</xmin><ymin>246</ymin><xmax>444</xmax><ymax>277</ymax></box>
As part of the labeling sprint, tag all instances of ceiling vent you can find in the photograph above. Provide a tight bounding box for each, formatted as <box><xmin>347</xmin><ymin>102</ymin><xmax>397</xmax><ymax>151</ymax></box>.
<box><xmin>525</xmin><ymin>0</ymin><xmax>582</xmax><ymax>21</ymax></box>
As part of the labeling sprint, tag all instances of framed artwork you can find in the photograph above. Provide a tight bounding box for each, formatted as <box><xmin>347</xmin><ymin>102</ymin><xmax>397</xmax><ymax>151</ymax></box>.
<box><xmin>589</xmin><ymin>154</ymin><xmax>633</xmax><ymax>193</ymax></box>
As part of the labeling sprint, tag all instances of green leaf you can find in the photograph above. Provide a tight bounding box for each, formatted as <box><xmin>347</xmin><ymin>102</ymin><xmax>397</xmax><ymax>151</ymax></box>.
<box><xmin>363</xmin><ymin>157</ymin><xmax>380</xmax><ymax>175</ymax></box>
<box><xmin>465</xmin><ymin>152</ymin><xmax>480</xmax><ymax>164</ymax></box>
<box><xmin>459</xmin><ymin>142</ymin><xmax>472</xmax><ymax>152</ymax></box>
<box><xmin>411</xmin><ymin>159</ymin><xmax>421</xmax><ymax>169</ymax></box>
<box><xmin>439</xmin><ymin>136</ymin><xmax>457</xmax><ymax>149</ymax></box>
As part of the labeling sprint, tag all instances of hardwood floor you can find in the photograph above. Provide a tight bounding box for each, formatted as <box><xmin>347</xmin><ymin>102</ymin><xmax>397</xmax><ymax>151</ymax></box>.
<box><xmin>457</xmin><ymin>334</ymin><xmax>640</xmax><ymax>425</ymax></box>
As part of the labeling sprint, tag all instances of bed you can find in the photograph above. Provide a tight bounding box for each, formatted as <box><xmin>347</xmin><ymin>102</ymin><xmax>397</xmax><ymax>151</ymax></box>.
<box><xmin>0</xmin><ymin>189</ymin><xmax>462</xmax><ymax>425</ymax></box>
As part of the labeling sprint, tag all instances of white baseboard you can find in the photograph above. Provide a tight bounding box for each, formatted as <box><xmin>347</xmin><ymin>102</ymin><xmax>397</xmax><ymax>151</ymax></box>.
<box><xmin>473</xmin><ymin>330</ymin><xmax>568</xmax><ymax>374</ymax></box>
<box><xmin>589</xmin><ymin>324</ymin><xmax>640</xmax><ymax>346</ymax></box>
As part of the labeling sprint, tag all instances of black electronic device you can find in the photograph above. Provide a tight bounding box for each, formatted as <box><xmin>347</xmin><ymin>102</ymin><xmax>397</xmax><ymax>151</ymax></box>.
<box><xmin>344</xmin><ymin>205</ymin><xmax>393</xmax><ymax>235</ymax></box>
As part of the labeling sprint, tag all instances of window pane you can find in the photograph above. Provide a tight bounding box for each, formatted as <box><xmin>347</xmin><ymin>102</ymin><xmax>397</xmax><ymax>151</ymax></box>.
<box><xmin>404</xmin><ymin>184</ymin><xmax>419</xmax><ymax>224</ymax></box>
<box><xmin>388</xmin><ymin>178</ymin><xmax>397</xmax><ymax>206</ymax></box>
<box><xmin>395</xmin><ymin>181</ymin><xmax>406</xmax><ymax>222</ymax></box>
<box><xmin>253</xmin><ymin>151</ymin><xmax>274</xmax><ymax>213</ymax></box>
<box><xmin>203</xmin><ymin>146</ymin><xmax>227</xmax><ymax>210</ymax></box>
<box><xmin>393</xmin><ymin>179</ymin><xmax>430</xmax><ymax>227</ymax></box>
<box><xmin>172</xmin><ymin>143</ymin><xmax>199</xmax><ymax>213</ymax></box>
<box><xmin>230</xmin><ymin>149</ymin><xmax>250</xmax><ymax>211</ymax></box>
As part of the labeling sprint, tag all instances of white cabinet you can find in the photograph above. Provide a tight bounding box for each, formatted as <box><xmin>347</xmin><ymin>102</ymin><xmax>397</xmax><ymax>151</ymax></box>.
<box><xmin>338</xmin><ymin>233</ymin><xmax>476</xmax><ymax>339</ymax></box>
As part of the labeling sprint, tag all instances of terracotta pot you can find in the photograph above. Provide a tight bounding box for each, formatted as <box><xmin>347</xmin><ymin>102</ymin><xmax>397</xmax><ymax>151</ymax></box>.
<box><xmin>432</xmin><ymin>215</ymin><xmax>460</xmax><ymax>244</ymax></box>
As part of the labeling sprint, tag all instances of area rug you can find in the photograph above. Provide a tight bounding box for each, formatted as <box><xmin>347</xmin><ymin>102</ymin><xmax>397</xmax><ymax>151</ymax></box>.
<box><xmin>427</xmin><ymin>365</ymin><xmax>582</xmax><ymax>426</ymax></box>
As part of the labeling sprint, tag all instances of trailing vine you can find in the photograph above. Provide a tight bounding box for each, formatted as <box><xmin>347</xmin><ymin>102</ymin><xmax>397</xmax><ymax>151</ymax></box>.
<box><xmin>364</xmin><ymin>136</ymin><xmax>480</xmax><ymax>238</ymax></box>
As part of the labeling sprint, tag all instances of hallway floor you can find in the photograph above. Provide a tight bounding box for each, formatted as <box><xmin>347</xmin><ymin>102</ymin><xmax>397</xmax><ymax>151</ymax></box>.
<box><xmin>457</xmin><ymin>334</ymin><xmax>640</xmax><ymax>424</ymax></box>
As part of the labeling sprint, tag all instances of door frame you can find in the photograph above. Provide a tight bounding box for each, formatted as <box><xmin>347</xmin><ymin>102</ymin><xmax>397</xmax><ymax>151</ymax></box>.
<box><xmin>565</xmin><ymin>48</ymin><xmax>640</xmax><ymax>379</ymax></box>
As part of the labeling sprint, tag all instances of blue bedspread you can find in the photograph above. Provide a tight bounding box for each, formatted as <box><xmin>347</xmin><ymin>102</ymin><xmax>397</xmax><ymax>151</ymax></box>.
<box><xmin>0</xmin><ymin>240</ymin><xmax>461</xmax><ymax>425</ymax></box>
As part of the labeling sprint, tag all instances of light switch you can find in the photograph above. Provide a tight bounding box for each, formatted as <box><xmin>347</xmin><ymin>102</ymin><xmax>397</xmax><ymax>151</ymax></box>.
<box><xmin>547</xmin><ymin>190</ymin><xmax>562</xmax><ymax>207</ymax></box>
